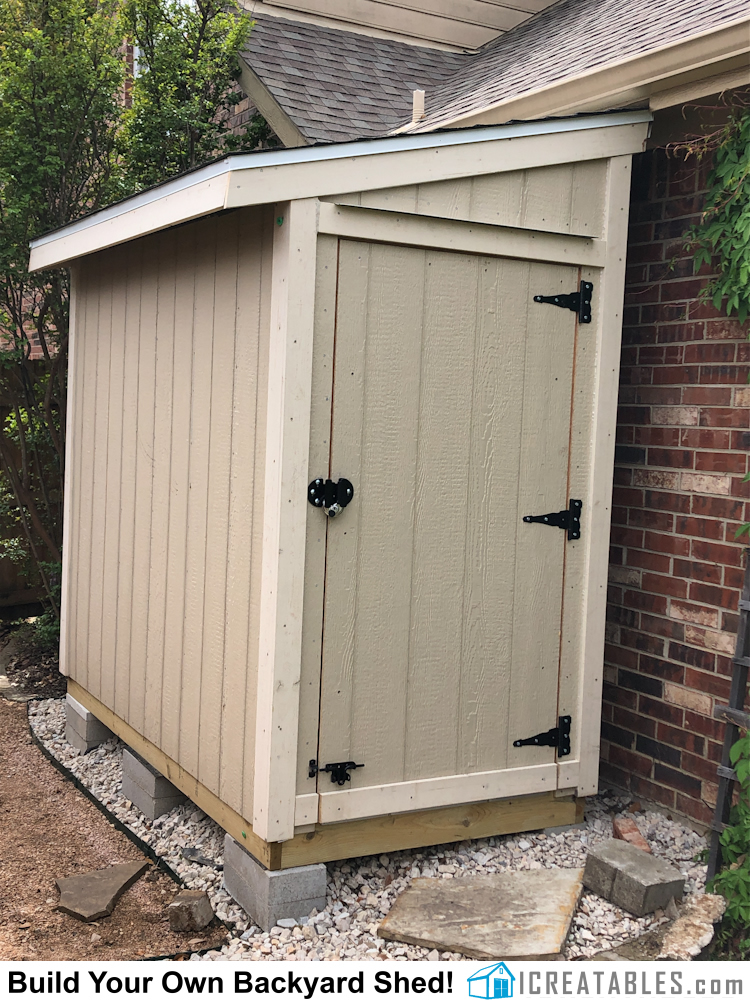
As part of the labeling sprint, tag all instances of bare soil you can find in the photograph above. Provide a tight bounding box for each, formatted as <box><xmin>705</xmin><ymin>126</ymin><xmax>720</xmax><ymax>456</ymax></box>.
<box><xmin>0</xmin><ymin>697</ymin><xmax>227</xmax><ymax>960</ymax></box>
<box><xmin>0</xmin><ymin>624</ymin><xmax>66</xmax><ymax>699</ymax></box>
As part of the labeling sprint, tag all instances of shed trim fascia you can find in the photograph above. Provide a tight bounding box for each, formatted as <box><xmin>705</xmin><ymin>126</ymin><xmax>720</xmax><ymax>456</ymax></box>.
<box><xmin>398</xmin><ymin>16</ymin><xmax>750</xmax><ymax>133</ymax></box>
<box><xmin>28</xmin><ymin>111</ymin><xmax>650</xmax><ymax>272</ymax></box>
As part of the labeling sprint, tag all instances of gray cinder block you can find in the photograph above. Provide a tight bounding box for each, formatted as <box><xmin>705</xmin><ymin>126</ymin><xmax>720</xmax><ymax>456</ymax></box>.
<box><xmin>65</xmin><ymin>694</ymin><xmax>114</xmax><ymax>752</ymax></box>
<box><xmin>121</xmin><ymin>748</ymin><xmax>186</xmax><ymax>820</ymax></box>
<box><xmin>223</xmin><ymin>834</ymin><xmax>327</xmax><ymax>932</ymax></box>
<box><xmin>583</xmin><ymin>839</ymin><xmax>684</xmax><ymax>916</ymax></box>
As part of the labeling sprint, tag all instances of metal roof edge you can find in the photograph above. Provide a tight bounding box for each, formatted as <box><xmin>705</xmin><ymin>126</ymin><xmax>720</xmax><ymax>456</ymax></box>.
<box><xmin>29</xmin><ymin>110</ymin><xmax>651</xmax><ymax>270</ymax></box>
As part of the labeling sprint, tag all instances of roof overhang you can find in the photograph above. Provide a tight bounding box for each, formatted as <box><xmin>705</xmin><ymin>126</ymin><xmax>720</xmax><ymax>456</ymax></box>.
<box><xmin>399</xmin><ymin>17</ymin><xmax>750</xmax><ymax>133</ymax></box>
<box><xmin>29</xmin><ymin>110</ymin><xmax>651</xmax><ymax>272</ymax></box>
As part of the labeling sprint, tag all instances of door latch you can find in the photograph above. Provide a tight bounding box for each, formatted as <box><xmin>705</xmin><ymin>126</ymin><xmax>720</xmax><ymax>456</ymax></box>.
<box><xmin>513</xmin><ymin>716</ymin><xmax>571</xmax><ymax>757</ymax></box>
<box><xmin>307</xmin><ymin>478</ymin><xmax>354</xmax><ymax>518</ymax></box>
<box><xmin>523</xmin><ymin>499</ymin><xmax>582</xmax><ymax>540</ymax></box>
<box><xmin>534</xmin><ymin>280</ymin><xmax>593</xmax><ymax>324</ymax></box>
<box><xmin>309</xmin><ymin>759</ymin><xmax>364</xmax><ymax>786</ymax></box>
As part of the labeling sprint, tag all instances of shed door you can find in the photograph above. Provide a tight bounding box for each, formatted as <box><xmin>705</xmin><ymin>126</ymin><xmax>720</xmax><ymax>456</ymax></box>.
<box><xmin>315</xmin><ymin>239</ymin><xmax>580</xmax><ymax>823</ymax></box>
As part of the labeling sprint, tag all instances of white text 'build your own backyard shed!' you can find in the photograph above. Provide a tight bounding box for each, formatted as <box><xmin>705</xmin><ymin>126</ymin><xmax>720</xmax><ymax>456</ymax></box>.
<box><xmin>30</xmin><ymin>111</ymin><xmax>651</xmax><ymax>873</ymax></box>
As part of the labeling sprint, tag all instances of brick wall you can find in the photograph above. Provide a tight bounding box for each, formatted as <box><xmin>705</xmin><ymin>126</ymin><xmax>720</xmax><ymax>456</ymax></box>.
<box><xmin>602</xmin><ymin>145</ymin><xmax>750</xmax><ymax>826</ymax></box>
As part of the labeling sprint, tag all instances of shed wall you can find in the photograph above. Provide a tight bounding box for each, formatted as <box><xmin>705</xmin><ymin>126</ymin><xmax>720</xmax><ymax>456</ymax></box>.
<box><xmin>65</xmin><ymin>206</ymin><xmax>273</xmax><ymax>818</ymax></box>
<box><xmin>325</xmin><ymin>160</ymin><xmax>609</xmax><ymax>237</ymax></box>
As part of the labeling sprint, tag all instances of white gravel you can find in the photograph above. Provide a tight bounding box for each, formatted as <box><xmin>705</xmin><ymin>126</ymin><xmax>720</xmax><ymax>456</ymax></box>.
<box><xmin>29</xmin><ymin>698</ymin><xmax>708</xmax><ymax>962</ymax></box>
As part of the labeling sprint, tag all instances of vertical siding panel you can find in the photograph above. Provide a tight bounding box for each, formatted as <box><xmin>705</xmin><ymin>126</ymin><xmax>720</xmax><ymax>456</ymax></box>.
<box><xmin>404</xmin><ymin>250</ymin><xmax>476</xmax><ymax>780</ymax></box>
<box><xmin>570</xmin><ymin>161</ymin><xmax>607</xmax><ymax>237</ymax></box>
<box><xmin>220</xmin><ymin>207</ymin><xmax>264</xmax><ymax>813</ymax></box>
<box><xmin>506</xmin><ymin>261</ymin><xmax>578</xmax><ymax>769</ymax></box>
<box><xmin>128</xmin><ymin>237</ymin><xmax>159</xmax><ymax>734</ymax></box>
<box><xmin>469</xmin><ymin>173</ymin><xmax>524</xmax><ymax>227</ymax></box>
<box><xmin>75</xmin><ymin>266</ymin><xmax>101</xmax><ymax>694</ymax></box>
<box><xmin>242</xmin><ymin>210</ymin><xmax>274</xmax><ymax>817</ymax></box>
<box><xmin>68</xmin><ymin>269</ymin><xmax>91</xmax><ymax>685</ymax></box>
<box><xmin>144</xmin><ymin>231</ymin><xmax>178</xmax><ymax>747</ymax></box>
<box><xmin>114</xmin><ymin>244</ymin><xmax>142</xmax><ymax>721</ymax></box>
<box><xmin>161</xmin><ymin>228</ymin><xmax>196</xmax><ymax>763</ymax></box>
<box><xmin>296</xmin><ymin>234</ymin><xmax>337</xmax><ymax>794</ymax></box>
<box><xmin>199</xmin><ymin>214</ymin><xmax>239</xmax><ymax>793</ymax></box>
<box><xmin>521</xmin><ymin>165</ymin><xmax>574</xmax><ymax>233</ymax></box>
<box><xmin>100</xmin><ymin>249</ymin><xmax>128</xmax><ymax>709</ymax></box>
<box><xmin>180</xmin><ymin>219</ymin><xmax>217</xmax><ymax>778</ymax></box>
<box><xmin>415</xmin><ymin>178</ymin><xmax>471</xmax><ymax>219</ymax></box>
<box><xmin>457</xmin><ymin>257</ymin><xmax>527</xmax><ymax>773</ymax></box>
<box><xmin>359</xmin><ymin>186</ymin><xmax>417</xmax><ymax>212</ymax></box>
<box><xmin>317</xmin><ymin>241</ymin><xmax>370</xmax><ymax>770</ymax></box>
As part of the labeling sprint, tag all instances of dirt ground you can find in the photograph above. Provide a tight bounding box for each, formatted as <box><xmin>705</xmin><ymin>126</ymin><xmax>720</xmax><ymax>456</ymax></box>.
<box><xmin>0</xmin><ymin>696</ymin><xmax>227</xmax><ymax>960</ymax></box>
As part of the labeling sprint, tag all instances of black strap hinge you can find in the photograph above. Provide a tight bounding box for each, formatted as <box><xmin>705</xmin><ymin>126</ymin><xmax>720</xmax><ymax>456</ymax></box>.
<box><xmin>309</xmin><ymin>759</ymin><xmax>364</xmax><ymax>786</ymax></box>
<box><xmin>514</xmin><ymin>716</ymin><xmax>571</xmax><ymax>757</ymax></box>
<box><xmin>523</xmin><ymin>499</ymin><xmax>582</xmax><ymax>541</ymax></box>
<box><xmin>534</xmin><ymin>280</ymin><xmax>593</xmax><ymax>324</ymax></box>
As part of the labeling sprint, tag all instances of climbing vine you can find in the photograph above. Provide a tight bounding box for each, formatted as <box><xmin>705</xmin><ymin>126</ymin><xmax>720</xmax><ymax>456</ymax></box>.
<box><xmin>682</xmin><ymin>102</ymin><xmax>750</xmax><ymax>325</ymax></box>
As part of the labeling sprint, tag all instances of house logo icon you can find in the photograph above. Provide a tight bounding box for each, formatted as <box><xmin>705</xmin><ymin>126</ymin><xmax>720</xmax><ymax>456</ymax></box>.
<box><xmin>467</xmin><ymin>963</ymin><xmax>515</xmax><ymax>999</ymax></box>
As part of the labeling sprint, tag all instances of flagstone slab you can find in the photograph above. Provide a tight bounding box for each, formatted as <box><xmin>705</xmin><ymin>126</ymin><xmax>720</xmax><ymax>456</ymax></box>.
<box><xmin>56</xmin><ymin>861</ymin><xmax>149</xmax><ymax>922</ymax></box>
<box><xmin>379</xmin><ymin>868</ymin><xmax>583</xmax><ymax>959</ymax></box>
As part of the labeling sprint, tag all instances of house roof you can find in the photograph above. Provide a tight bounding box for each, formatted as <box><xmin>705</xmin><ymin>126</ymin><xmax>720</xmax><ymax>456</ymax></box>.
<box><xmin>239</xmin><ymin>0</ymin><xmax>749</xmax><ymax>144</ymax></box>
<box><xmin>241</xmin><ymin>12</ymin><xmax>464</xmax><ymax>144</ymax></box>
<box><xmin>404</xmin><ymin>0</ymin><xmax>750</xmax><ymax>133</ymax></box>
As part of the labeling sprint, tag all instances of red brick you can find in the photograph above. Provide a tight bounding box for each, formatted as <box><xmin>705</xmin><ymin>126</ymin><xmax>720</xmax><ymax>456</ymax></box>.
<box><xmin>656</xmin><ymin>722</ymin><xmax>705</xmax><ymax>755</ymax></box>
<box><xmin>624</xmin><ymin>591</ymin><xmax>668</xmax><ymax>615</ymax></box>
<box><xmin>704</xmin><ymin>317</ymin><xmax>748</xmax><ymax>340</ymax></box>
<box><xmin>644</xmin><ymin>531</ymin><xmax>689</xmax><ymax>556</ymax></box>
<box><xmin>633</xmin><ymin>427</ymin><xmax>681</xmax><ymax>447</ymax></box>
<box><xmin>607</xmin><ymin>605</ymin><xmax>639</xmax><ymax>627</ymax></box>
<box><xmin>667</xmin><ymin>641</ymin><xmax>715</xmax><ymax>672</ymax></box>
<box><xmin>700</xmin><ymin>365</ymin><xmax>749</xmax><ymax>385</ymax></box>
<box><xmin>681</xmin><ymin>751</ymin><xmax>719</xmax><ymax>784</ymax></box>
<box><xmin>695</xmin><ymin>451</ymin><xmax>747</xmax><ymax>474</ymax></box>
<box><xmin>653</xmin><ymin>366</ymin><xmax>699</xmax><ymax>385</ymax></box>
<box><xmin>699</xmin><ymin>407</ymin><xmax>749</xmax><ymax>427</ymax></box>
<box><xmin>647</xmin><ymin>448</ymin><xmax>694</xmax><ymax>468</ymax></box>
<box><xmin>684</xmin><ymin>667</ymin><xmax>731</xmax><ymax>699</ymax></box>
<box><xmin>611</xmin><ymin>706</ymin><xmax>656</xmax><ymax>739</ymax></box>
<box><xmin>604</xmin><ymin>643</ymin><xmax>639</xmax><ymax>670</ymax></box>
<box><xmin>674</xmin><ymin>516</ymin><xmax>725</xmax><ymax>540</ymax></box>
<box><xmin>645</xmin><ymin>490</ymin><xmax>691</xmax><ymax>513</ymax></box>
<box><xmin>730</xmin><ymin>476</ymin><xmax>750</xmax><ymax>498</ymax></box>
<box><xmin>612</xmin><ymin>487</ymin><xmax>645</xmax><ymax>506</ymax></box>
<box><xmin>611</xmin><ymin>526</ymin><xmax>646</xmax><ymax>548</ymax></box>
<box><xmin>630</xmin><ymin>775</ymin><xmax>675</xmax><ymax>807</ymax></box>
<box><xmin>722</xmin><ymin>611</ymin><xmax>739</xmax><ymax>634</ymax></box>
<box><xmin>619</xmin><ymin>629</ymin><xmax>665</xmax><ymax>655</ymax></box>
<box><xmin>626</xmin><ymin>550</ymin><xmax>670</xmax><ymax>574</ymax></box>
<box><xmin>638</xmin><ymin>695</ymin><xmax>683</xmax><ymax>725</ymax></box>
<box><xmin>724</xmin><ymin>566</ymin><xmax>745</xmax><ymax>590</ymax></box>
<box><xmin>684</xmin><ymin>711</ymin><xmax>723</xmax><ymax>740</ymax></box>
<box><xmin>613</xmin><ymin>467</ymin><xmax>633</xmax><ymax>486</ymax></box>
<box><xmin>639</xmin><ymin>653</ymin><xmax>684</xmax><ymax>682</ymax></box>
<box><xmin>629</xmin><ymin>509</ymin><xmax>674</xmax><ymax>530</ymax></box>
<box><xmin>618</xmin><ymin>405</ymin><xmax>651</xmax><ymax>425</ymax></box>
<box><xmin>640</xmin><ymin>613</ymin><xmax>685</xmax><ymax>640</ymax></box>
<box><xmin>642</xmin><ymin>573</ymin><xmax>687</xmax><ymax>599</ymax></box>
<box><xmin>675</xmin><ymin>794</ymin><xmax>713</xmax><ymax>825</ymax></box>
<box><xmin>684</xmin><ymin>342</ymin><xmax>736</xmax><ymax>364</ymax></box>
<box><xmin>610</xmin><ymin>745</ymin><xmax>653</xmax><ymax>777</ymax></box>
<box><xmin>628</xmin><ymin>242</ymin><xmax>665</xmax><ymax>264</ymax></box>
<box><xmin>672</xmin><ymin>559</ymin><xmax>722</xmax><ymax>585</ymax></box>
<box><xmin>691</xmin><ymin>539</ymin><xmax>742</xmax><ymax>566</ymax></box>
<box><xmin>661</xmin><ymin>278</ymin><xmax>705</xmax><ymax>302</ymax></box>
<box><xmin>603</xmin><ymin>682</ymin><xmax>638</xmax><ymax>711</ymax></box>
<box><xmin>688</xmin><ymin>582</ymin><xmax>738</xmax><ymax>609</ymax></box>
<box><xmin>654</xmin><ymin>763</ymin><xmax>701</xmax><ymax>797</ymax></box>
<box><xmin>616</xmin><ymin>425</ymin><xmax>635</xmax><ymax>444</ymax></box>
<box><xmin>656</xmin><ymin>322</ymin><xmax>705</xmax><ymax>344</ymax></box>
<box><xmin>691</xmin><ymin>495</ymin><xmax>744</xmax><ymax>519</ymax></box>
<box><xmin>600</xmin><ymin>761</ymin><xmax>633</xmax><ymax>790</ymax></box>
<box><xmin>632</xmin><ymin>386</ymin><xmax>682</xmax><ymax>405</ymax></box>
<box><xmin>730</xmin><ymin>430</ymin><xmax>750</xmax><ymax>450</ymax></box>
<box><xmin>683</xmin><ymin>387</ymin><xmax>733</xmax><ymax>406</ymax></box>
<box><xmin>679</xmin><ymin>428</ymin><xmax>731</xmax><ymax>449</ymax></box>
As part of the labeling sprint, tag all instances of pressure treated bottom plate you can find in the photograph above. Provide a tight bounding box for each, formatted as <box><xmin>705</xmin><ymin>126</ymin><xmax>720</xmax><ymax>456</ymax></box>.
<box><xmin>379</xmin><ymin>868</ymin><xmax>584</xmax><ymax>960</ymax></box>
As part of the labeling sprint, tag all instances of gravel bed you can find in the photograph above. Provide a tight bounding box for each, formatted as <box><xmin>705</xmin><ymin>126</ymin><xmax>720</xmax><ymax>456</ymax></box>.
<box><xmin>29</xmin><ymin>698</ymin><xmax>708</xmax><ymax>961</ymax></box>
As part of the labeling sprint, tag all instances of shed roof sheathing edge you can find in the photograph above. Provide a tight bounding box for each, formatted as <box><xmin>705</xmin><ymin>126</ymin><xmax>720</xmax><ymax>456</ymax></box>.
<box><xmin>29</xmin><ymin>110</ymin><xmax>651</xmax><ymax>272</ymax></box>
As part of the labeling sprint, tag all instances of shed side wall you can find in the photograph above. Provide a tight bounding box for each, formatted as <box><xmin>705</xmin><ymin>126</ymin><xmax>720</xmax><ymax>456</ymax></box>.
<box><xmin>65</xmin><ymin>206</ymin><xmax>273</xmax><ymax>818</ymax></box>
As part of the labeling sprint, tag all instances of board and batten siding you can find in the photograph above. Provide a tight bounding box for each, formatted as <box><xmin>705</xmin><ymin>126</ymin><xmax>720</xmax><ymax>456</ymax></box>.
<box><xmin>324</xmin><ymin>160</ymin><xmax>609</xmax><ymax>238</ymax></box>
<box><xmin>64</xmin><ymin>206</ymin><xmax>273</xmax><ymax>819</ymax></box>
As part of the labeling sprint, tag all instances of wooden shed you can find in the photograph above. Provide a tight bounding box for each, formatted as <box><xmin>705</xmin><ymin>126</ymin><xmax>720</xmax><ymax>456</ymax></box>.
<box><xmin>30</xmin><ymin>110</ymin><xmax>651</xmax><ymax>870</ymax></box>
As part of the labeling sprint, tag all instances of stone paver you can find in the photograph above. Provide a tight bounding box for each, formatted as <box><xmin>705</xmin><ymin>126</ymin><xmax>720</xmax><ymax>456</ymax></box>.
<box><xmin>56</xmin><ymin>861</ymin><xmax>149</xmax><ymax>922</ymax></box>
<box><xmin>379</xmin><ymin>868</ymin><xmax>584</xmax><ymax>959</ymax></box>
<box><xmin>584</xmin><ymin>839</ymin><xmax>684</xmax><ymax>916</ymax></box>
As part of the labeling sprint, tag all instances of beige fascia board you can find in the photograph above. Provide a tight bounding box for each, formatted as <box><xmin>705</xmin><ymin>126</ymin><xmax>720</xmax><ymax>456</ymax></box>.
<box><xmin>650</xmin><ymin>62</ymin><xmax>750</xmax><ymax>111</ymax></box>
<box><xmin>238</xmin><ymin>57</ymin><xmax>309</xmax><ymax>148</ymax></box>
<box><xmin>244</xmin><ymin>1</ymin><xmax>470</xmax><ymax>51</ymax></box>
<box><xmin>401</xmin><ymin>17</ymin><xmax>750</xmax><ymax>133</ymax></box>
<box><xmin>29</xmin><ymin>112</ymin><xmax>650</xmax><ymax>271</ymax></box>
